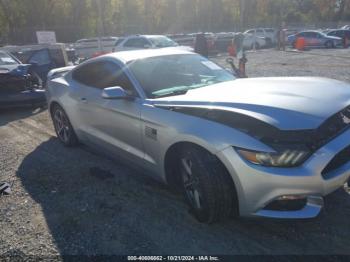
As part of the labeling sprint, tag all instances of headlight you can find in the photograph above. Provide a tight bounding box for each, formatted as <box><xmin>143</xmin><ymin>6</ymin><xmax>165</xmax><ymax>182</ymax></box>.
<box><xmin>236</xmin><ymin>147</ymin><xmax>310</xmax><ymax>167</ymax></box>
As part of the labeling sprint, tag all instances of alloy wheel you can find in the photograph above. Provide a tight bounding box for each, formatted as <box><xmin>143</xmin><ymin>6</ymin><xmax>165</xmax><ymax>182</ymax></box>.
<box><xmin>53</xmin><ymin>108</ymin><xmax>71</xmax><ymax>143</ymax></box>
<box><xmin>180</xmin><ymin>157</ymin><xmax>203</xmax><ymax>210</ymax></box>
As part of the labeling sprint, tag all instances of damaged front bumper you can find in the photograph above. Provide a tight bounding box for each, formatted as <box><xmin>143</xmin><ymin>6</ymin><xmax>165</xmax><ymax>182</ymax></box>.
<box><xmin>0</xmin><ymin>89</ymin><xmax>46</xmax><ymax>109</ymax></box>
<box><xmin>217</xmin><ymin>126</ymin><xmax>350</xmax><ymax>219</ymax></box>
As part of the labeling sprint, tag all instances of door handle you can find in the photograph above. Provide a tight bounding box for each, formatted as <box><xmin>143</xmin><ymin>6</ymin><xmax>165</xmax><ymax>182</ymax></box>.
<box><xmin>80</xmin><ymin>97</ymin><xmax>87</xmax><ymax>102</ymax></box>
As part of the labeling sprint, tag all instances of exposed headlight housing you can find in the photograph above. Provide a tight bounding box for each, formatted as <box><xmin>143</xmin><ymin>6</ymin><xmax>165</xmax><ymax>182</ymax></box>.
<box><xmin>236</xmin><ymin>146</ymin><xmax>310</xmax><ymax>167</ymax></box>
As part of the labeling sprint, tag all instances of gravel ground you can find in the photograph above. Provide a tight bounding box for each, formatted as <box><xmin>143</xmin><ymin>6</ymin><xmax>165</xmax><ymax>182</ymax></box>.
<box><xmin>213</xmin><ymin>48</ymin><xmax>350</xmax><ymax>82</ymax></box>
<box><xmin>1</xmin><ymin>49</ymin><xmax>350</xmax><ymax>258</ymax></box>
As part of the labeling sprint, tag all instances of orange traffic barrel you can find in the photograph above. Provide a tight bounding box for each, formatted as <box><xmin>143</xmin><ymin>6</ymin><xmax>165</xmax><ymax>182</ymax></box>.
<box><xmin>295</xmin><ymin>37</ymin><xmax>305</xmax><ymax>51</ymax></box>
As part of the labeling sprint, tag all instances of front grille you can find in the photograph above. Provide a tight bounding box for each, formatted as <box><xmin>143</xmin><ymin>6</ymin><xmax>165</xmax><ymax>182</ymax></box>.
<box><xmin>322</xmin><ymin>145</ymin><xmax>350</xmax><ymax>178</ymax></box>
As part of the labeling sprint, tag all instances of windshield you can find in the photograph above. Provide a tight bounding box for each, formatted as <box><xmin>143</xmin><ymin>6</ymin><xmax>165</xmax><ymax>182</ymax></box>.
<box><xmin>115</xmin><ymin>37</ymin><xmax>125</xmax><ymax>46</ymax></box>
<box><xmin>148</xmin><ymin>36</ymin><xmax>178</xmax><ymax>48</ymax></box>
<box><xmin>128</xmin><ymin>54</ymin><xmax>235</xmax><ymax>98</ymax></box>
<box><xmin>0</xmin><ymin>52</ymin><xmax>19</xmax><ymax>66</ymax></box>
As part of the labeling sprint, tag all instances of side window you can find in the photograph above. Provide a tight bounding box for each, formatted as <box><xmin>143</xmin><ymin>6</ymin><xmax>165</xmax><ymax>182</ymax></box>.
<box><xmin>28</xmin><ymin>49</ymin><xmax>51</xmax><ymax>65</ymax></box>
<box><xmin>101</xmin><ymin>62</ymin><xmax>135</xmax><ymax>94</ymax></box>
<box><xmin>72</xmin><ymin>61</ymin><xmax>135</xmax><ymax>94</ymax></box>
<box><xmin>72</xmin><ymin>62</ymin><xmax>100</xmax><ymax>86</ymax></box>
<box><xmin>257</xmin><ymin>29</ymin><xmax>264</xmax><ymax>33</ymax></box>
<box><xmin>338</xmin><ymin>31</ymin><xmax>345</xmax><ymax>37</ymax></box>
<box><xmin>124</xmin><ymin>38</ymin><xmax>149</xmax><ymax>48</ymax></box>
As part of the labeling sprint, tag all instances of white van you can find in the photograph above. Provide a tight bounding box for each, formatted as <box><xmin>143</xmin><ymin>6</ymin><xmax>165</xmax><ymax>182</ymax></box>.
<box><xmin>74</xmin><ymin>37</ymin><xmax>121</xmax><ymax>59</ymax></box>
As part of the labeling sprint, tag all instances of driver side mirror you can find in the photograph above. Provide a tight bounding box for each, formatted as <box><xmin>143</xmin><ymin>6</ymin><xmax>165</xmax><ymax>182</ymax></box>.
<box><xmin>143</xmin><ymin>44</ymin><xmax>152</xmax><ymax>49</ymax></box>
<box><xmin>102</xmin><ymin>86</ymin><xmax>132</xmax><ymax>100</ymax></box>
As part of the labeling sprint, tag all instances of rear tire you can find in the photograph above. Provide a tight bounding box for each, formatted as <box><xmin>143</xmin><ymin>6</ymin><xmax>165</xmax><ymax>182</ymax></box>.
<box><xmin>177</xmin><ymin>145</ymin><xmax>238</xmax><ymax>223</ymax></box>
<box><xmin>51</xmin><ymin>104</ymin><xmax>78</xmax><ymax>147</ymax></box>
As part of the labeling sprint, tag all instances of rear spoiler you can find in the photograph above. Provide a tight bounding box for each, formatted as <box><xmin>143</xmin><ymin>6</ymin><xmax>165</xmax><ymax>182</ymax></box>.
<box><xmin>47</xmin><ymin>65</ymin><xmax>75</xmax><ymax>81</ymax></box>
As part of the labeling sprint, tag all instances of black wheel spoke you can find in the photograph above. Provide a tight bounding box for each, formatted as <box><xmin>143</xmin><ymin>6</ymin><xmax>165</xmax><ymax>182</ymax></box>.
<box><xmin>184</xmin><ymin>178</ymin><xmax>195</xmax><ymax>189</ymax></box>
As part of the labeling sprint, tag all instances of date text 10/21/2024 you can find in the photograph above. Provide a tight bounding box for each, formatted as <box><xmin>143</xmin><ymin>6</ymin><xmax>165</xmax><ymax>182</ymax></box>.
<box><xmin>127</xmin><ymin>256</ymin><xmax>220</xmax><ymax>261</ymax></box>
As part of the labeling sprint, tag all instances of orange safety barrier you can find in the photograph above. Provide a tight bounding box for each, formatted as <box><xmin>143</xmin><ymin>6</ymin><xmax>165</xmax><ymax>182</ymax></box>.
<box><xmin>295</xmin><ymin>37</ymin><xmax>306</xmax><ymax>51</ymax></box>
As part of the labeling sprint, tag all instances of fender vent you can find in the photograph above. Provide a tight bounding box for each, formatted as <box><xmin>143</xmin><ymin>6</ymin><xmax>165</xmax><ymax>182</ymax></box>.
<box><xmin>145</xmin><ymin>126</ymin><xmax>157</xmax><ymax>141</ymax></box>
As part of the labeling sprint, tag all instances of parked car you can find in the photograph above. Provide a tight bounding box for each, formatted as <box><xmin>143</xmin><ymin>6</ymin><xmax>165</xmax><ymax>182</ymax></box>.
<box><xmin>167</xmin><ymin>34</ymin><xmax>195</xmax><ymax>47</ymax></box>
<box><xmin>47</xmin><ymin>49</ymin><xmax>350</xmax><ymax>223</ymax></box>
<box><xmin>326</xmin><ymin>29</ymin><xmax>350</xmax><ymax>45</ymax></box>
<box><xmin>3</xmin><ymin>43</ymin><xmax>68</xmax><ymax>84</ymax></box>
<box><xmin>284</xmin><ymin>28</ymin><xmax>300</xmax><ymax>42</ymax></box>
<box><xmin>213</xmin><ymin>32</ymin><xmax>266</xmax><ymax>52</ymax></box>
<box><xmin>214</xmin><ymin>33</ymin><xmax>235</xmax><ymax>52</ymax></box>
<box><xmin>341</xmin><ymin>25</ymin><xmax>350</xmax><ymax>30</ymax></box>
<box><xmin>114</xmin><ymin>35</ymin><xmax>192</xmax><ymax>52</ymax></box>
<box><xmin>0</xmin><ymin>50</ymin><xmax>45</xmax><ymax>108</ymax></box>
<box><xmin>242</xmin><ymin>32</ymin><xmax>267</xmax><ymax>49</ymax></box>
<box><xmin>288</xmin><ymin>31</ymin><xmax>342</xmax><ymax>48</ymax></box>
<box><xmin>75</xmin><ymin>37</ymin><xmax>120</xmax><ymax>59</ymax></box>
<box><xmin>244</xmin><ymin>28</ymin><xmax>277</xmax><ymax>46</ymax></box>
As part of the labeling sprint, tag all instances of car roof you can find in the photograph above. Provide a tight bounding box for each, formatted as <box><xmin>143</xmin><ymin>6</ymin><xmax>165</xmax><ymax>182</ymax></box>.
<box><xmin>125</xmin><ymin>35</ymin><xmax>168</xmax><ymax>39</ymax></box>
<box><xmin>329</xmin><ymin>29</ymin><xmax>350</xmax><ymax>32</ymax></box>
<box><xmin>299</xmin><ymin>30</ymin><xmax>322</xmax><ymax>33</ymax></box>
<box><xmin>77</xmin><ymin>37</ymin><xmax>118</xmax><ymax>42</ymax></box>
<box><xmin>104</xmin><ymin>48</ymin><xmax>194</xmax><ymax>63</ymax></box>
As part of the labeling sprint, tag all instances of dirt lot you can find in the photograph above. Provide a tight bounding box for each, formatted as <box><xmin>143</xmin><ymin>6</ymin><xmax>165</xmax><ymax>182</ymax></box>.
<box><xmin>1</xmin><ymin>49</ymin><xmax>350</xmax><ymax>257</ymax></box>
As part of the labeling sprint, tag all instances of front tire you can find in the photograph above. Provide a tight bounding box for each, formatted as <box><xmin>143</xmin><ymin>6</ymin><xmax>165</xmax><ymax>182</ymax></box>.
<box><xmin>178</xmin><ymin>145</ymin><xmax>238</xmax><ymax>223</ymax></box>
<box><xmin>51</xmin><ymin>104</ymin><xmax>78</xmax><ymax>147</ymax></box>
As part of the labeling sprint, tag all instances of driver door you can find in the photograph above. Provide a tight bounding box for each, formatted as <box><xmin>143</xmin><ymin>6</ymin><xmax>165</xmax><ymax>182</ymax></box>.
<box><xmin>28</xmin><ymin>48</ymin><xmax>55</xmax><ymax>83</ymax></box>
<box><xmin>71</xmin><ymin>60</ymin><xmax>144</xmax><ymax>163</ymax></box>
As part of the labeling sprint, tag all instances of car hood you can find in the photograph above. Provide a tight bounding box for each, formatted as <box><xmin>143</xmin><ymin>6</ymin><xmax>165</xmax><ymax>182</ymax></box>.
<box><xmin>153</xmin><ymin>77</ymin><xmax>350</xmax><ymax>130</ymax></box>
<box><xmin>164</xmin><ymin>46</ymin><xmax>194</xmax><ymax>52</ymax></box>
<box><xmin>0</xmin><ymin>64</ymin><xmax>30</xmax><ymax>76</ymax></box>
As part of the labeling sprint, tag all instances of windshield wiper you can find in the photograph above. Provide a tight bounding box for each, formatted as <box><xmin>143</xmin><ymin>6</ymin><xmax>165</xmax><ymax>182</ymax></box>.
<box><xmin>154</xmin><ymin>89</ymin><xmax>188</xmax><ymax>98</ymax></box>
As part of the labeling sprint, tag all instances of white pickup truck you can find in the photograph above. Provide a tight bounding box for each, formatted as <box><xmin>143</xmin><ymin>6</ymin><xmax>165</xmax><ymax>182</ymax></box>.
<box><xmin>244</xmin><ymin>28</ymin><xmax>277</xmax><ymax>46</ymax></box>
<box><xmin>74</xmin><ymin>37</ymin><xmax>122</xmax><ymax>59</ymax></box>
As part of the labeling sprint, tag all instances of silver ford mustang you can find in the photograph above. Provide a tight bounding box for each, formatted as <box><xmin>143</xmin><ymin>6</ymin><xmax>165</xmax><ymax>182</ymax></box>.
<box><xmin>46</xmin><ymin>49</ymin><xmax>350</xmax><ymax>223</ymax></box>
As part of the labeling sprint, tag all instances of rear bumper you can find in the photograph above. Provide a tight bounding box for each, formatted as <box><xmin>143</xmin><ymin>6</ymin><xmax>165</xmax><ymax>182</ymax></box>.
<box><xmin>0</xmin><ymin>89</ymin><xmax>46</xmax><ymax>108</ymax></box>
<box><xmin>217</xmin><ymin>127</ymin><xmax>350</xmax><ymax>219</ymax></box>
